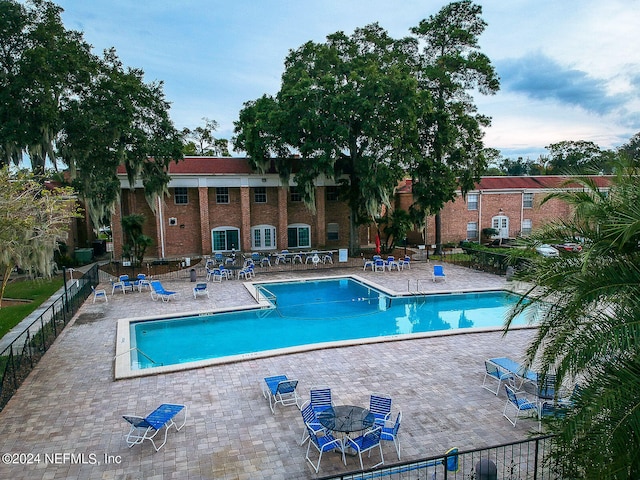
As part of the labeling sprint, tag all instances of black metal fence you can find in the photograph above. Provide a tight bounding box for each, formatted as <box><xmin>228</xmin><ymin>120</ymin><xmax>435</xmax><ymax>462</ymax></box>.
<box><xmin>0</xmin><ymin>264</ymin><xmax>99</xmax><ymax>411</ymax></box>
<box><xmin>447</xmin><ymin>246</ymin><xmax>531</xmax><ymax>276</ymax></box>
<box><xmin>319</xmin><ymin>435</ymin><xmax>559</xmax><ymax>480</ymax></box>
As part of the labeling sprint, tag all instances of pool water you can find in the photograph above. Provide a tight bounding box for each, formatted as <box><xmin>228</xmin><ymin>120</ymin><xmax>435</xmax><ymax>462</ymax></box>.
<box><xmin>130</xmin><ymin>278</ymin><xmax>528</xmax><ymax>369</ymax></box>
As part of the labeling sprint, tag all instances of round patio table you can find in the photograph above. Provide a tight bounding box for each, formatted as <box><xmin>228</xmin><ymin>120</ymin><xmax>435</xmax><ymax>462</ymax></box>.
<box><xmin>316</xmin><ymin>405</ymin><xmax>375</xmax><ymax>436</ymax></box>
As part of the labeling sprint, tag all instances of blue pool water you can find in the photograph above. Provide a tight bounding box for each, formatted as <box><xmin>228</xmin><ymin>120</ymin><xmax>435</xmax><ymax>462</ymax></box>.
<box><xmin>130</xmin><ymin>278</ymin><xmax>528</xmax><ymax>369</ymax></box>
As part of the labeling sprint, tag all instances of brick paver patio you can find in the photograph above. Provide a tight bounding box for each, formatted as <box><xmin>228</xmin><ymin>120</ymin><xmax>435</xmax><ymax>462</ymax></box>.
<box><xmin>0</xmin><ymin>261</ymin><xmax>539</xmax><ymax>479</ymax></box>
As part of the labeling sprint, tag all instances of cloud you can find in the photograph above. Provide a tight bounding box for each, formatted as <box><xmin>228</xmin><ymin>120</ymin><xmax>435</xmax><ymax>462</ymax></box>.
<box><xmin>496</xmin><ymin>52</ymin><xmax>631</xmax><ymax>116</ymax></box>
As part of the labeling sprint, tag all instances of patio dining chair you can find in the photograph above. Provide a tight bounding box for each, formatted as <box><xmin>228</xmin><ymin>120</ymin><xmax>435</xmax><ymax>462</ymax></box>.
<box><xmin>503</xmin><ymin>385</ymin><xmax>538</xmax><ymax>427</ymax></box>
<box><xmin>193</xmin><ymin>283</ymin><xmax>209</xmax><ymax>299</ymax></box>
<box><xmin>305</xmin><ymin>422</ymin><xmax>345</xmax><ymax>473</ymax></box>
<box><xmin>380</xmin><ymin>410</ymin><xmax>402</xmax><ymax>459</ymax></box>
<box><xmin>344</xmin><ymin>426</ymin><xmax>384</xmax><ymax>470</ymax></box>
<box><xmin>482</xmin><ymin>359</ymin><xmax>514</xmax><ymax>395</ymax></box>
<box><xmin>310</xmin><ymin>386</ymin><xmax>334</xmax><ymax>414</ymax></box>
<box><xmin>369</xmin><ymin>393</ymin><xmax>392</xmax><ymax>426</ymax></box>
<box><xmin>299</xmin><ymin>400</ymin><xmax>326</xmax><ymax>445</ymax></box>
<box><xmin>433</xmin><ymin>265</ymin><xmax>446</xmax><ymax>282</ymax></box>
<box><xmin>91</xmin><ymin>286</ymin><xmax>108</xmax><ymax>303</ymax></box>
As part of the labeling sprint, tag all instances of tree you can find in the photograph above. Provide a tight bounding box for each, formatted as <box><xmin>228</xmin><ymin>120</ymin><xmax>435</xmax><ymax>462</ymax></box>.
<box><xmin>0</xmin><ymin>167</ymin><xmax>77</xmax><ymax>308</ymax></box>
<box><xmin>234</xmin><ymin>24</ymin><xmax>421</xmax><ymax>253</ymax></box>
<box><xmin>506</xmin><ymin>162</ymin><xmax>640</xmax><ymax>478</ymax></box>
<box><xmin>409</xmin><ymin>1</ymin><xmax>499</xmax><ymax>252</ymax></box>
<box><xmin>182</xmin><ymin>118</ymin><xmax>230</xmax><ymax>156</ymax></box>
<box><xmin>0</xmin><ymin>0</ymin><xmax>95</xmax><ymax>175</ymax></box>
<box><xmin>57</xmin><ymin>49</ymin><xmax>184</xmax><ymax>229</ymax></box>
<box><xmin>546</xmin><ymin>140</ymin><xmax>616</xmax><ymax>174</ymax></box>
<box><xmin>121</xmin><ymin>214</ymin><xmax>152</xmax><ymax>266</ymax></box>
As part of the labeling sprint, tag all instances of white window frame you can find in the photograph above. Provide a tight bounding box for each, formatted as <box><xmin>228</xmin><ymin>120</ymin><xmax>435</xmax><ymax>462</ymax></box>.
<box><xmin>523</xmin><ymin>192</ymin><xmax>534</xmax><ymax>209</ymax></box>
<box><xmin>521</xmin><ymin>219</ymin><xmax>532</xmax><ymax>236</ymax></box>
<box><xmin>254</xmin><ymin>187</ymin><xmax>267</xmax><ymax>203</ymax></box>
<box><xmin>174</xmin><ymin>187</ymin><xmax>188</xmax><ymax>205</ymax></box>
<box><xmin>327</xmin><ymin>222</ymin><xmax>339</xmax><ymax>241</ymax></box>
<box><xmin>466</xmin><ymin>222</ymin><xmax>478</xmax><ymax>240</ymax></box>
<box><xmin>211</xmin><ymin>226</ymin><xmax>239</xmax><ymax>252</ymax></box>
<box><xmin>467</xmin><ymin>193</ymin><xmax>478</xmax><ymax>211</ymax></box>
<box><xmin>251</xmin><ymin>224</ymin><xmax>276</xmax><ymax>250</ymax></box>
<box><xmin>216</xmin><ymin>187</ymin><xmax>229</xmax><ymax>204</ymax></box>
<box><xmin>287</xmin><ymin>223</ymin><xmax>311</xmax><ymax>248</ymax></box>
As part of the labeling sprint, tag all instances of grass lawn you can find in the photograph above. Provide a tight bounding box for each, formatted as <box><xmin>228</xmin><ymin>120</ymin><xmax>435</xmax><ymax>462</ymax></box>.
<box><xmin>0</xmin><ymin>277</ymin><xmax>64</xmax><ymax>339</ymax></box>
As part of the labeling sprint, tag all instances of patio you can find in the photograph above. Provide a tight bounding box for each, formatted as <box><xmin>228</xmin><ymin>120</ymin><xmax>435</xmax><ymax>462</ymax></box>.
<box><xmin>0</xmin><ymin>261</ymin><xmax>539</xmax><ymax>479</ymax></box>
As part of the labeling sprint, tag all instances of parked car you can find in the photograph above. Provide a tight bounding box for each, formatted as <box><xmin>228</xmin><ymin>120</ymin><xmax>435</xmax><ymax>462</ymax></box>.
<box><xmin>552</xmin><ymin>242</ymin><xmax>583</xmax><ymax>253</ymax></box>
<box><xmin>535</xmin><ymin>244</ymin><xmax>560</xmax><ymax>257</ymax></box>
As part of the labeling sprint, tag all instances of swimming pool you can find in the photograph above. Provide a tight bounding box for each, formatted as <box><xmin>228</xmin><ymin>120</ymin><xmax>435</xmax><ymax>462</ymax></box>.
<box><xmin>124</xmin><ymin>277</ymin><xmax>530</xmax><ymax>374</ymax></box>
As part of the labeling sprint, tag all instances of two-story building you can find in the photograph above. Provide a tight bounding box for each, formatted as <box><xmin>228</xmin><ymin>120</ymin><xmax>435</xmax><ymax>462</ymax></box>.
<box><xmin>110</xmin><ymin>157</ymin><xmax>611</xmax><ymax>259</ymax></box>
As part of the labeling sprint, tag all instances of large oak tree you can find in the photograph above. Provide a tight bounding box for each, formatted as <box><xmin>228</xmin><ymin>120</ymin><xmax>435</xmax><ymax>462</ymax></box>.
<box><xmin>234</xmin><ymin>24</ymin><xmax>422</xmax><ymax>253</ymax></box>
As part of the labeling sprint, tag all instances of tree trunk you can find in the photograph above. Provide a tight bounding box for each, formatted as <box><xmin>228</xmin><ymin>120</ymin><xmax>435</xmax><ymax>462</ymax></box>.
<box><xmin>348</xmin><ymin>211</ymin><xmax>359</xmax><ymax>256</ymax></box>
<box><xmin>0</xmin><ymin>265</ymin><xmax>12</xmax><ymax>309</ymax></box>
<box><xmin>434</xmin><ymin>212</ymin><xmax>442</xmax><ymax>255</ymax></box>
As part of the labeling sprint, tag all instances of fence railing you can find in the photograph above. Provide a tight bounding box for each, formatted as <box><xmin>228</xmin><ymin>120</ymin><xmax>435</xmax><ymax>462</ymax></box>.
<box><xmin>319</xmin><ymin>435</ymin><xmax>560</xmax><ymax>480</ymax></box>
<box><xmin>0</xmin><ymin>264</ymin><xmax>99</xmax><ymax>411</ymax></box>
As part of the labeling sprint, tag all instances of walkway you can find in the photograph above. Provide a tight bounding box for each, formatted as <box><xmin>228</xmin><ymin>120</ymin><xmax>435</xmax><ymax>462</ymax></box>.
<box><xmin>0</xmin><ymin>261</ymin><xmax>539</xmax><ymax>479</ymax></box>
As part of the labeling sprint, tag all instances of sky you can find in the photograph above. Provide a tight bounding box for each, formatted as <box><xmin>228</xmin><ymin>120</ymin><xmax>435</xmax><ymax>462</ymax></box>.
<box><xmin>51</xmin><ymin>0</ymin><xmax>640</xmax><ymax>159</ymax></box>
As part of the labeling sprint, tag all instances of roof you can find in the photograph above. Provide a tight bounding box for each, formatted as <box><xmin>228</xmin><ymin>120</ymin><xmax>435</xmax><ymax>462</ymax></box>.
<box><xmin>116</xmin><ymin>157</ymin><xmax>255</xmax><ymax>175</ymax></box>
<box><xmin>397</xmin><ymin>175</ymin><xmax>612</xmax><ymax>193</ymax></box>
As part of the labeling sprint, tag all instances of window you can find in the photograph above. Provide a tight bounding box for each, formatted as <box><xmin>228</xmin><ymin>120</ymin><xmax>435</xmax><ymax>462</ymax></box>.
<box><xmin>466</xmin><ymin>222</ymin><xmax>478</xmax><ymax>240</ymax></box>
<box><xmin>523</xmin><ymin>193</ymin><xmax>534</xmax><ymax>209</ymax></box>
<box><xmin>290</xmin><ymin>187</ymin><xmax>301</xmax><ymax>202</ymax></box>
<box><xmin>216</xmin><ymin>187</ymin><xmax>229</xmax><ymax>204</ymax></box>
<box><xmin>211</xmin><ymin>227</ymin><xmax>239</xmax><ymax>251</ymax></box>
<box><xmin>254</xmin><ymin>187</ymin><xmax>267</xmax><ymax>203</ymax></box>
<box><xmin>174</xmin><ymin>187</ymin><xmax>188</xmax><ymax>205</ymax></box>
<box><xmin>251</xmin><ymin>225</ymin><xmax>276</xmax><ymax>250</ymax></box>
<box><xmin>467</xmin><ymin>193</ymin><xmax>478</xmax><ymax>211</ymax></box>
<box><xmin>287</xmin><ymin>224</ymin><xmax>310</xmax><ymax>248</ymax></box>
<box><xmin>521</xmin><ymin>219</ymin><xmax>532</xmax><ymax>236</ymax></box>
<box><xmin>326</xmin><ymin>186</ymin><xmax>339</xmax><ymax>202</ymax></box>
<box><xmin>327</xmin><ymin>223</ymin><xmax>339</xmax><ymax>241</ymax></box>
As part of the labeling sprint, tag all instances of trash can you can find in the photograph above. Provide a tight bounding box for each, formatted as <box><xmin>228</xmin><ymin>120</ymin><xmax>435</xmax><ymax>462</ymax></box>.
<box><xmin>190</xmin><ymin>268</ymin><xmax>196</xmax><ymax>282</ymax></box>
<box><xmin>475</xmin><ymin>459</ymin><xmax>497</xmax><ymax>480</ymax></box>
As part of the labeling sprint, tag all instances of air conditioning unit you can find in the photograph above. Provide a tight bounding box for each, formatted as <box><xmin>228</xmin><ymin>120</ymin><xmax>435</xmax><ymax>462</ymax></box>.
<box><xmin>168</xmin><ymin>217</ymin><xmax>178</xmax><ymax>226</ymax></box>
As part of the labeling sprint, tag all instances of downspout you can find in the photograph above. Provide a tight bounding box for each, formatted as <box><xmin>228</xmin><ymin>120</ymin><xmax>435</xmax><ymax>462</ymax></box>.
<box><xmin>157</xmin><ymin>196</ymin><xmax>166</xmax><ymax>258</ymax></box>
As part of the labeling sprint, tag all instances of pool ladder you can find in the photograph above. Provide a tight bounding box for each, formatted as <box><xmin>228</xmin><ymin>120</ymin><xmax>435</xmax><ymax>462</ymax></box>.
<box><xmin>114</xmin><ymin>347</ymin><xmax>161</xmax><ymax>366</ymax></box>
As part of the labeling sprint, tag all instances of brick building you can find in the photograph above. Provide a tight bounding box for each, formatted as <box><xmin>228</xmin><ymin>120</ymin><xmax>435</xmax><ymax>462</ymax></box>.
<box><xmin>111</xmin><ymin>157</ymin><xmax>611</xmax><ymax>259</ymax></box>
<box><xmin>397</xmin><ymin>175</ymin><xmax>612</xmax><ymax>246</ymax></box>
<box><xmin>112</xmin><ymin>157</ymin><xmax>354</xmax><ymax>259</ymax></box>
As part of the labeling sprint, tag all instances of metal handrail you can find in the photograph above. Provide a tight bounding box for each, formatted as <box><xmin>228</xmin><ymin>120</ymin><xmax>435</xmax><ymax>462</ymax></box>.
<box><xmin>114</xmin><ymin>347</ymin><xmax>159</xmax><ymax>365</ymax></box>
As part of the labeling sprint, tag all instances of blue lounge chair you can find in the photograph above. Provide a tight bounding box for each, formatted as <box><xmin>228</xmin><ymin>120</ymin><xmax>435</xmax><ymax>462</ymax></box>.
<box><xmin>433</xmin><ymin>265</ymin><xmax>446</xmax><ymax>282</ymax></box>
<box><xmin>503</xmin><ymin>385</ymin><xmax>538</xmax><ymax>427</ymax></box>
<box><xmin>369</xmin><ymin>393</ymin><xmax>392</xmax><ymax>426</ymax></box>
<box><xmin>262</xmin><ymin>375</ymin><xmax>301</xmax><ymax>414</ymax></box>
<box><xmin>122</xmin><ymin>403</ymin><xmax>187</xmax><ymax>452</ymax></box>
<box><xmin>344</xmin><ymin>426</ymin><xmax>384</xmax><ymax>470</ymax></box>
<box><xmin>380</xmin><ymin>410</ymin><xmax>402</xmax><ymax>459</ymax></box>
<box><xmin>193</xmin><ymin>283</ymin><xmax>209</xmax><ymax>299</ymax></box>
<box><xmin>305</xmin><ymin>423</ymin><xmax>345</xmax><ymax>473</ymax></box>
<box><xmin>150</xmin><ymin>280</ymin><xmax>178</xmax><ymax>302</ymax></box>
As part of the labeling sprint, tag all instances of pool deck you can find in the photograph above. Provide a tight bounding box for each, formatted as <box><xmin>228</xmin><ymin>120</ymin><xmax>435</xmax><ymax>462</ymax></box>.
<box><xmin>0</xmin><ymin>260</ymin><xmax>540</xmax><ymax>480</ymax></box>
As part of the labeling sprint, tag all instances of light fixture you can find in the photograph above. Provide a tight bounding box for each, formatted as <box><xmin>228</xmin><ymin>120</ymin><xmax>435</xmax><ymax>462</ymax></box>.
<box><xmin>261</xmin><ymin>178</ymin><xmax>267</xmax><ymax>183</ymax></box>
